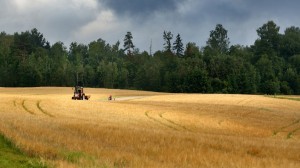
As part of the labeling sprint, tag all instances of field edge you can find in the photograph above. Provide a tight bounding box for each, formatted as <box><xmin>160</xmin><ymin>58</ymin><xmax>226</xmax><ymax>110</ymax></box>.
<box><xmin>0</xmin><ymin>133</ymin><xmax>48</xmax><ymax>168</ymax></box>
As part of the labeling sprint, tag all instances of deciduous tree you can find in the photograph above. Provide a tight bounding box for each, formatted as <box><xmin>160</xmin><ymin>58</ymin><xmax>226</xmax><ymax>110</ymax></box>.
<box><xmin>163</xmin><ymin>31</ymin><xmax>173</xmax><ymax>52</ymax></box>
<box><xmin>206</xmin><ymin>24</ymin><xmax>230</xmax><ymax>55</ymax></box>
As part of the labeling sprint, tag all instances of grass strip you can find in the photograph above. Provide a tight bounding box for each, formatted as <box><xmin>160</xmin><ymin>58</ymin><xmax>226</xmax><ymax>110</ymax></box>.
<box><xmin>268</xmin><ymin>96</ymin><xmax>300</xmax><ymax>102</ymax></box>
<box><xmin>0</xmin><ymin>134</ymin><xmax>47</xmax><ymax>168</ymax></box>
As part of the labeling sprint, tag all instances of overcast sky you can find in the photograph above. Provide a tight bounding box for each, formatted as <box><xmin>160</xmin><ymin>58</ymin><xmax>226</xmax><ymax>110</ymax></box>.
<box><xmin>1</xmin><ymin>0</ymin><xmax>300</xmax><ymax>52</ymax></box>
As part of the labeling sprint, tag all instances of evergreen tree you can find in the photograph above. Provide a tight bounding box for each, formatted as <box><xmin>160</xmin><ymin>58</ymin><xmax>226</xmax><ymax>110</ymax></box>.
<box><xmin>173</xmin><ymin>34</ymin><xmax>184</xmax><ymax>56</ymax></box>
<box><xmin>123</xmin><ymin>32</ymin><xmax>134</xmax><ymax>55</ymax></box>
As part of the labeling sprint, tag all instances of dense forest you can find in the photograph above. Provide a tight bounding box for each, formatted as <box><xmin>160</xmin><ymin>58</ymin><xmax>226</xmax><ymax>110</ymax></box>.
<box><xmin>0</xmin><ymin>21</ymin><xmax>300</xmax><ymax>94</ymax></box>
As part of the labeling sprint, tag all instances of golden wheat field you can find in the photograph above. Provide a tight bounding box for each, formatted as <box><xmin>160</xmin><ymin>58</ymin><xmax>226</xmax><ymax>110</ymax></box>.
<box><xmin>0</xmin><ymin>87</ymin><xmax>300</xmax><ymax>168</ymax></box>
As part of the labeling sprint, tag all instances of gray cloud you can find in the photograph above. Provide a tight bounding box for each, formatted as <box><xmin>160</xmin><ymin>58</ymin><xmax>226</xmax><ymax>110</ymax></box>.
<box><xmin>1</xmin><ymin>0</ymin><xmax>300</xmax><ymax>52</ymax></box>
<box><xmin>101</xmin><ymin>0</ymin><xmax>181</xmax><ymax>17</ymax></box>
<box><xmin>0</xmin><ymin>0</ymin><xmax>99</xmax><ymax>45</ymax></box>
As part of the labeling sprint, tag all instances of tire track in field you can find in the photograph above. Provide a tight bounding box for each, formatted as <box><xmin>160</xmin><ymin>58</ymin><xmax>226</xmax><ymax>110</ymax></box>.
<box><xmin>18</xmin><ymin>99</ymin><xmax>54</xmax><ymax>117</ymax></box>
<box><xmin>37</xmin><ymin>101</ymin><xmax>55</xmax><ymax>118</ymax></box>
<box><xmin>237</xmin><ymin>97</ymin><xmax>253</xmax><ymax>106</ymax></box>
<box><xmin>287</xmin><ymin>128</ymin><xmax>300</xmax><ymax>139</ymax></box>
<box><xmin>145</xmin><ymin>111</ymin><xmax>179</xmax><ymax>131</ymax></box>
<box><xmin>145</xmin><ymin>111</ymin><xmax>192</xmax><ymax>131</ymax></box>
<box><xmin>159</xmin><ymin>112</ymin><xmax>192</xmax><ymax>132</ymax></box>
<box><xmin>273</xmin><ymin>119</ymin><xmax>300</xmax><ymax>139</ymax></box>
<box><xmin>285</xmin><ymin>119</ymin><xmax>300</xmax><ymax>139</ymax></box>
<box><xmin>237</xmin><ymin>98</ymin><xmax>255</xmax><ymax>117</ymax></box>
<box><xmin>21</xmin><ymin>100</ymin><xmax>35</xmax><ymax>115</ymax></box>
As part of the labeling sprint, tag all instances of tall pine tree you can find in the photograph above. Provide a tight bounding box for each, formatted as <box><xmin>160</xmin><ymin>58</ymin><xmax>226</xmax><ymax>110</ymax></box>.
<box><xmin>173</xmin><ymin>34</ymin><xmax>184</xmax><ymax>56</ymax></box>
<box><xmin>123</xmin><ymin>32</ymin><xmax>135</xmax><ymax>55</ymax></box>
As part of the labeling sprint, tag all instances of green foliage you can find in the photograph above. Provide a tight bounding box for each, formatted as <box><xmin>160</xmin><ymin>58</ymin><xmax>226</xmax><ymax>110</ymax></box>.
<box><xmin>185</xmin><ymin>42</ymin><xmax>201</xmax><ymax>58</ymax></box>
<box><xmin>256</xmin><ymin>21</ymin><xmax>280</xmax><ymax>52</ymax></box>
<box><xmin>0</xmin><ymin>134</ymin><xmax>48</xmax><ymax>168</ymax></box>
<box><xmin>289</xmin><ymin>55</ymin><xmax>300</xmax><ymax>73</ymax></box>
<box><xmin>134</xmin><ymin>60</ymin><xmax>161</xmax><ymax>91</ymax></box>
<box><xmin>60</xmin><ymin>150</ymin><xmax>98</xmax><ymax>167</ymax></box>
<box><xmin>0</xmin><ymin>22</ymin><xmax>300</xmax><ymax>94</ymax></box>
<box><xmin>163</xmin><ymin>31</ymin><xmax>173</xmax><ymax>52</ymax></box>
<box><xmin>64</xmin><ymin>151</ymin><xmax>85</xmax><ymax>164</ymax></box>
<box><xmin>123</xmin><ymin>32</ymin><xmax>134</xmax><ymax>55</ymax></box>
<box><xmin>173</xmin><ymin>34</ymin><xmax>184</xmax><ymax>56</ymax></box>
<box><xmin>206</xmin><ymin>24</ymin><xmax>230</xmax><ymax>55</ymax></box>
<box><xmin>280</xmin><ymin>27</ymin><xmax>300</xmax><ymax>59</ymax></box>
<box><xmin>97</xmin><ymin>61</ymin><xmax>118</xmax><ymax>88</ymax></box>
<box><xmin>254</xmin><ymin>21</ymin><xmax>280</xmax><ymax>58</ymax></box>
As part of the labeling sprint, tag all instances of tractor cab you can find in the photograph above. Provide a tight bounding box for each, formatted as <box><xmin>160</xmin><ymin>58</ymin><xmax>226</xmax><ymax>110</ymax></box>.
<box><xmin>72</xmin><ymin>85</ymin><xmax>90</xmax><ymax>100</ymax></box>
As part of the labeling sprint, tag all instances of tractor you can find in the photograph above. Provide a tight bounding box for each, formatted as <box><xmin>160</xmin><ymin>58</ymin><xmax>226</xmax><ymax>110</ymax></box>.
<box><xmin>72</xmin><ymin>85</ymin><xmax>90</xmax><ymax>100</ymax></box>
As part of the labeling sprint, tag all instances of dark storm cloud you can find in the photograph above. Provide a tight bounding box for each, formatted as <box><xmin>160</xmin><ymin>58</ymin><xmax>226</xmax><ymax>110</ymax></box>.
<box><xmin>90</xmin><ymin>0</ymin><xmax>300</xmax><ymax>51</ymax></box>
<box><xmin>175</xmin><ymin>0</ymin><xmax>251</xmax><ymax>28</ymax></box>
<box><xmin>203</xmin><ymin>1</ymin><xmax>250</xmax><ymax>22</ymax></box>
<box><xmin>101</xmin><ymin>0</ymin><xmax>181</xmax><ymax>16</ymax></box>
<box><xmin>1</xmin><ymin>0</ymin><xmax>300</xmax><ymax>52</ymax></box>
<box><xmin>39</xmin><ymin>8</ymin><xmax>97</xmax><ymax>41</ymax></box>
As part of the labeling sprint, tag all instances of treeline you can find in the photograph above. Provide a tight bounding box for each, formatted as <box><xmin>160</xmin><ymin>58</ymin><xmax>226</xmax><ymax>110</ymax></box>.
<box><xmin>0</xmin><ymin>21</ymin><xmax>300</xmax><ymax>94</ymax></box>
